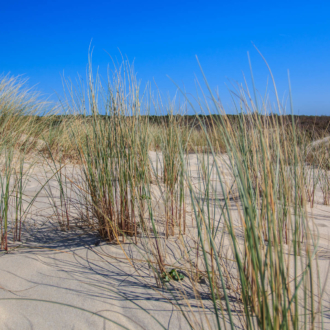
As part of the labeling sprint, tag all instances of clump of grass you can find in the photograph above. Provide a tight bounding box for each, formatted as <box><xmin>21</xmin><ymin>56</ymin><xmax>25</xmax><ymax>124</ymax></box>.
<box><xmin>171</xmin><ymin>58</ymin><xmax>321</xmax><ymax>328</ymax></box>
<box><xmin>320</xmin><ymin>168</ymin><xmax>330</xmax><ymax>205</ymax></box>
<box><xmin>60</xmin><ymin>60</ymin><xmax>152</xmax><ymax>244</ymax></box>
<box><xmin>0</xmin><ymin>74</ymin><xmax>46</xmax><ymax>251</ymax></box>
<box><xmin>157</xmin><ymin>111</ymin><xmax>187</xmax><ymax>237</ymax></box>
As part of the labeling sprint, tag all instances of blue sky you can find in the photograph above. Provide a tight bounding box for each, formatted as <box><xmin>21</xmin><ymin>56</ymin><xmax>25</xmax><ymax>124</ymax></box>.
<box><xmin>1</xmin><ymin>0</ymin><xmax>329</xmax><ymax>115</ymax></box>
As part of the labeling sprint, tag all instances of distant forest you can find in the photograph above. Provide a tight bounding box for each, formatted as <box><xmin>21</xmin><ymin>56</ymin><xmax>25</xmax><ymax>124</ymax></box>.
<box><xmin>36</xmin><ymin>114</ymin><xmax>330</xmax><ymax>139</ymax></box>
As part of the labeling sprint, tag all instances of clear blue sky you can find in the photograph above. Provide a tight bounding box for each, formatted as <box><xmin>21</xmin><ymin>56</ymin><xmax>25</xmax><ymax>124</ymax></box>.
<box><xmin>1</xmin><ymin>0</ymin><xmax>329</xmax><ymax>115</ymax></box>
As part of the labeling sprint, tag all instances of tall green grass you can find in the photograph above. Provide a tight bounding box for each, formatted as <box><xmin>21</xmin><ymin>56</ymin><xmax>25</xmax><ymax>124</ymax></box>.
<box><xmin>0</xmin><ymin>75</ymin><xmax>44</xmax><ymax>251</ymax></box>
<box><xmin>0</xmin><ymin>61</ymin><xmax>327</xmax><ymax>329</ymax></box>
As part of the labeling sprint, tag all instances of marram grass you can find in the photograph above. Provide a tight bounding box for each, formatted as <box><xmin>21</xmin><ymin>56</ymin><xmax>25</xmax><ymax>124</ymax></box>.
<box><xmin>0</xmin><ymin>61</ymin><xmax>327</xmax><ymax>329</ymax></box>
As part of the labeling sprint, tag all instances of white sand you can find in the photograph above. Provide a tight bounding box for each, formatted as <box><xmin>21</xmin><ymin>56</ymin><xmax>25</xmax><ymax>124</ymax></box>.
<box><xmin>0</xmin><ymin>152</ymin><xmax>329</xmax><ymax>329</ymax></box>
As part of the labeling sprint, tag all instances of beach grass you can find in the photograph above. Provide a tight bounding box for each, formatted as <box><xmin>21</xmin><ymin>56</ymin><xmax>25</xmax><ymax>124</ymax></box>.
<box><xmin>0</xmin><ymin>61</ymin><xmax>329</xmax><ymax>329</ymax></box>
